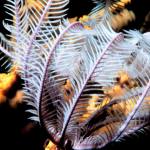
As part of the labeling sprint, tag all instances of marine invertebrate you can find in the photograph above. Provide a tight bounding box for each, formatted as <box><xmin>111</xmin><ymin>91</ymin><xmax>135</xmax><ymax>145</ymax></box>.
<box><xmin>0</xmin><ymin>0</ymin><xmax>150</xmax><ymax>150</ymax></box>
<box><xmin>0</xmin><ymin>67</ymin><xmax>18</xmax><ymax>103</ymax></box>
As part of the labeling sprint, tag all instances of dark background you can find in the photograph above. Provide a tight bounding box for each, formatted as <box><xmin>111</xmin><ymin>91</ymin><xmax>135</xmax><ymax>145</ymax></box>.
<box><xmin>0</xmin><ymin>0</ymin><xmax>150</xmax><ymax>150</ymax></box>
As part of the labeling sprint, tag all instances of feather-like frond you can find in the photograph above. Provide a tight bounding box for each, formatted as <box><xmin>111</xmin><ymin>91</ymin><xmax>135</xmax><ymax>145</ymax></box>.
<box><xmin>24</xmin><ymin>21</ymin><xmax>84</xmax><ymax>124</ymax></box>
<box><xmin>20</xmin><ymin>0</ymin><xmax>70</xmax><ymax>88</ymax></box>
<box><xmin>73</xmin><ymin>30</ymin><xmax>150</xmax><ymax>149</ymax></box>
<box><xmin>0</xmin><ymin>0</ymin><xmax>150</xmax><ymax>149</ymax></box>
<box><xmin>0</xmin><ymin>33</ymin><xmax>12</xmax><ymax>70</ymax></box>
<box><xmin>0</xmin><ymin>51</ymin><xmax>11</xmax><ymax>72</ymax></box>
<box><xmin>41</xmin><ymin>20</ymin><xmax>139</xmax><ymax>147</ymax></box>
<box><xmin>89</xmin><ymin>0</ymin><xmax>131</xmax><ymax>27</ymax></box>
<box><xmin>4</xmin><ymin>0</ymin><xmax>29</xmax><ymax>44</ymax></box>
<box><xmin>0</xmin><ymin>34</ymin><xmax>12</xmax><ymax>59</ymax></box>
<box><xmin>26</xmin><ymin>0</ymin><xmax>69</xmax><ymax>28</ymax></box>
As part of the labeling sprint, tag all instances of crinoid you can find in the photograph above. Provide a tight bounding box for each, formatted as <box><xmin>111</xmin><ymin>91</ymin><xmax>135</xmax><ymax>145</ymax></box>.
<box><xmin>0</xmin><ymin>0</ymin><xmax>150</xmax><ymax>149</ymax></box>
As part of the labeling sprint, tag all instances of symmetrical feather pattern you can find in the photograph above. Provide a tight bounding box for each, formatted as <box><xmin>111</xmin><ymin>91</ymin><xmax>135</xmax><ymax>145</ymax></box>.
<box><xmin>0</xmin><ymin>0</ymin><xmax>150</xmax><ymax>149</ymax></box>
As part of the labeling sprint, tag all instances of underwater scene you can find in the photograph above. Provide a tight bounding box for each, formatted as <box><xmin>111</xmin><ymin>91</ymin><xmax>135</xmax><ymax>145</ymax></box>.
<box><xmin>0</xmin><ymin>0</ymin><xmax>150</xmax><ymax>150</ymax></box>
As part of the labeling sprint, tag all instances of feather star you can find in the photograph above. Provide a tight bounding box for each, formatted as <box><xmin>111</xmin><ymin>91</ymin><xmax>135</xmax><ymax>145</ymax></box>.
<box><xmin>0</xmin><ymin>0</ymin><xmax>150</xmax><ymax>149</ymax></box>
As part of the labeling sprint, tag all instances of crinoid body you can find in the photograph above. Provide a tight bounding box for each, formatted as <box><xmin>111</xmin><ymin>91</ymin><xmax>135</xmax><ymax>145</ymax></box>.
<box><xmin>0</xmin><ymin>0</ymin><xmax>150</xmax><ymax>150</ymax></box>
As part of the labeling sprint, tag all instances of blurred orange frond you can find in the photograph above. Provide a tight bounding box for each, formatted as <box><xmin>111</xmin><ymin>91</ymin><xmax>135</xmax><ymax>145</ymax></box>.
<box><xmin>0</xmin><ymin>66</ymin><xmax>21</xmax><ymax>105</ymax></box>
<box><xmin>44</xmin><ymin>140</ymin><xmax>56</xmax><ymax>150</ymax></box>
<box><xmin>26</xmin><ymin>0</ymin><xmax>43</xmax><ymax>9</ymax></box>
<box><xmin>9</xmin><ymin>90</ymin><xmax>23</xmax><ymax>108</ymax></box>
<box><xmin>111</xmin><ymin>9</ymin><xmax>135</xmax><ymax>30</ymax></box>
<box><xmin>0</xmin><ymin>69</ymin><xmax>17</xmax><ymax>103</ymax></box>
